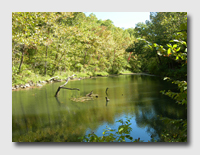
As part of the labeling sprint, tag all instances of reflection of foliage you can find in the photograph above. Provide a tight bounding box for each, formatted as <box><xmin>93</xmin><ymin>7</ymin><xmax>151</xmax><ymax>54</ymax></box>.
<box><xmin>12</xmin><ymin>75</ymin><xmax>187</xmax><ymax>142</ymax></box>
<box><xmin>13</xmin><ymin>125</ymin><xmax>86</xmax><ymax>142</ymax></box>
<box><xmin>160</xmin><ymin>78</ymin><xmax>187</xmax><ymax>142</ymax></box>
<box><xmin>79</xmin><ymin>118</ymin><xmax>144</xmax><ymax>142</ymax></box>
<box><xmin>81</xmin><ymin>115</ymin><xmax>186</xmax><ymax>142</ymax></box>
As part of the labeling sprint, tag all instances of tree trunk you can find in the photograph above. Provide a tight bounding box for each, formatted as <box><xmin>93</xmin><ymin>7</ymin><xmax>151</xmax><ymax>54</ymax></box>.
<box><xmin>18</xmin><ymin>45</ymin><xmax>25</xmax><ymax>73</ymax></box>
<box><xmin>112</xmin><ymin>50</ymin><xmax>116</xmax><ymax>72</ymax></box>
<box><xmin>45</xmin><ymin>46</ymin><xmax>48</xmax><ymax>76</ymax></box>
<box><xmin>84</xmin><ymin>51</ymin><xmax>87</xmax><ymax>65</ymax></box>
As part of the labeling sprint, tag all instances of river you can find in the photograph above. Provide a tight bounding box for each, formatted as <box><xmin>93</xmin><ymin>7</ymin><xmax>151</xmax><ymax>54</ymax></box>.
<box><xmin>12</xmin><ymin>74</ymin><xmax>186</xmax><ymax>142</ymax></box>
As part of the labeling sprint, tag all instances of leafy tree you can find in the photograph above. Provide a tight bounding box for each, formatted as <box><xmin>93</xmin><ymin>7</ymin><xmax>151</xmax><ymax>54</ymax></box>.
<box><xmin>12</xmin><ymin>12</ymin><xmax>134</xmax><ymax>86</ymax></box>
<box><xmin>126</xmin><ymin>12</ymin><xmax>187</xmax><ymax>77</ymax></box>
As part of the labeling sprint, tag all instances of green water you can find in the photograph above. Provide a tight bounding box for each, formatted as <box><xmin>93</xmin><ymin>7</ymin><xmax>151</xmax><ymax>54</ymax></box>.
<box><xmin>12</xmin><ymin>74</ymin><xmax>186</xmax><ymax>142</ymax></box>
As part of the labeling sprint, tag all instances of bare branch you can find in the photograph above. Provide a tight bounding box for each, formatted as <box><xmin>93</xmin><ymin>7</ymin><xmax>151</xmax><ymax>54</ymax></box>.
<box><xmin>60</xmin><ymin>87</ymin><xmax>80</xmax><ymax>91</ymax></box>
<box><xmin>54</xmin><ymin>74</ymin><xmax>78</xmax><ymax>97</ymax></box>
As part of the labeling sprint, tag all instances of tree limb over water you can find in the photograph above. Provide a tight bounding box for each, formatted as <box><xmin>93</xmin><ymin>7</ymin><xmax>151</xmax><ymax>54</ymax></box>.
<box><xmin>54</xmin><ymin>74</ymin><xmax>80</xmax><ymax>97</ymax></box>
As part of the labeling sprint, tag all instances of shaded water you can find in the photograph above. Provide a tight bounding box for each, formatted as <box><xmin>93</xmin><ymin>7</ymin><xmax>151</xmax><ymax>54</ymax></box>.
<box><xmin>12</xmin><ymin>74</ymin><xmax>186</xmax><ymax>142</ymax></box>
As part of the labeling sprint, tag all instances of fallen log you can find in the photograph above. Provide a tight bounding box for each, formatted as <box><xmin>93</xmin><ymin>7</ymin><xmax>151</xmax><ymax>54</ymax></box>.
<box><xmin>54</xmin><ymin>74</ymin><xmax>79</xmax><ymax>97</ymax></box>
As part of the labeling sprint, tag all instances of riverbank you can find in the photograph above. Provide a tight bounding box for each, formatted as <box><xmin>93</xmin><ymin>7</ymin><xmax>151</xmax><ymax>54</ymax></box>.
<box><xmin>12</xmin><ymin>71</ymin><xmax>105</xmax><ymax>90</ymax></box>
<box><xmin>12</xmin><ymin>71</ymin><xmax>154</xmax><ymax>91</ymax></box>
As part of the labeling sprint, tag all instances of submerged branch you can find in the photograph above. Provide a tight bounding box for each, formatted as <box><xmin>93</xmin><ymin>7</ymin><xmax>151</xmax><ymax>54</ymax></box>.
<box><xmin>54</xmin><ymin>74</ymin><xmax>79</xmax><ymax>97</ymax></box>
<box><xmin>105</xmin><ymin>87</ymin><xmax>109</xmax><ymax>96</ymax></box>
<box><xmin>60</xmin><ymin>87</ymin><xmax>80</xmax><ymax>90</ymax></box>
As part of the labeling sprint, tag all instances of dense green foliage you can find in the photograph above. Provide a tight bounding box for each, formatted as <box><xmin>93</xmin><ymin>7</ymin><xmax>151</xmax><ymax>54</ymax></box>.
<box><xmin>81</xmin><ymin>12</ymin><xmax>188</xmax><ymax>142</ymax></box>
<box><xmin>127</xmin><ymin>12</ymin><xmax>187</xmax><ymax>142</ymax></box>
<box><xmin>12</xmin><ymin>12</ymin><xmax>187</xmax><ymax>142</ymax></box>
<box><xmin>126</xmin><ymin>12</ymin><xmax>187</xmax><ymax>78</ymax></box>
<box><xmin>12</xmin><ymin>12</ymin><xmax>133</xmax><ymax>86</ymax></box>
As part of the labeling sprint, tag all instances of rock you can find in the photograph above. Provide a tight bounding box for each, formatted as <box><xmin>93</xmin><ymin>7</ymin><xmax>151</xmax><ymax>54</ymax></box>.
<box><xmin>36</xmin><ymin>83</ymin><xmax>42</xmax><ymax>87</ymax></box>
<box><xmin>25</xmin><ymin>83</ymin><xmax>30</xmax><ymax>87</ymax></box>
<box><xmin>19</xmin><ymin>84</ymin><xmax>23</xmax><ymax>87</ymax></box>
<box><xmin>29</xmin><ymin>83</ymin><xmax>34</xmax><ymax>86</ymax></box>
<box><xmin>73</xmin><ymin>78</ymin><xmax>78</xmax><ymax>80</ymax></box>
<box><xmin>54</xmin><ymin>79</ymin><xmax>61</xmax><ymax>82</ymax></box>
<box><xmin>28</xmin><ymin>81</ymin><xmax>34</xmax><ymax>86</ymax></box>
<box><xmin>12</xmin><ymin>87</ymin><xmax>16</xmax><ymax>90</ymax></box>
<box><xmin>22</xmin><ymin>85</ymin><xmax>26</xmax><ymax>88</ymax></box>
<box><xmin>15</xmin><ymin>85</ymin><xmax>19</xmax><ymax>89</ymax></box>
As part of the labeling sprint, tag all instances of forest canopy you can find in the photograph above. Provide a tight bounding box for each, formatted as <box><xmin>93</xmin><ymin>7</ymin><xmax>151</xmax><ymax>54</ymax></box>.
<box><xmin>12</xmin><ymin>12</ymin><xmax>187</xmax><ymax>86</ymax></box>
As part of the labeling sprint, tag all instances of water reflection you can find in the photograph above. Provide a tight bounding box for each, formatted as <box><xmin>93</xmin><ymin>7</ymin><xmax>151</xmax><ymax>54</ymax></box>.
<box><xmin>12</xmin><ymin>75</ymin><xmax>186</xmax><ymax>142</ymax></box>
<box><xmin>106</xmin><ymin>101</ymin><xmax>108</xmax><ymax>106</ymax></box>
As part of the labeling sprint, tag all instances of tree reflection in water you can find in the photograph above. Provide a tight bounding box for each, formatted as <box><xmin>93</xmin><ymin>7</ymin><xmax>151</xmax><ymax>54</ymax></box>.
<box><xmin>12</xmin><ymin>75</ymin><xmax>187</xmax><ymax>142</ymax></box>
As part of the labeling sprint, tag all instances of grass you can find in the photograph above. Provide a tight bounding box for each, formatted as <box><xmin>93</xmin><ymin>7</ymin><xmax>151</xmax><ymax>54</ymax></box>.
<box><xmin>12</xmin><ymin>72</ymin><xmax>51</xmax><ymax>86</ymax></box>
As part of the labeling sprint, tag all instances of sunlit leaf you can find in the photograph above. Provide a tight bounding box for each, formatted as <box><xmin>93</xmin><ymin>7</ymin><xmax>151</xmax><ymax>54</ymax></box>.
<box><xmin>173</xmin><ymin>44</ymin><xmax>177</xmax><ymax>48</ymax></box>
<box><xmin>118</xmin><ymin>128</ymin><xmax>124</xmax><ymax>133</ymax></box>
<box><xmin>170</xmin><ymin>39</ymin><xmax>179</xmax><ymax>42</ymax></box>
<box><xmin>167</xmin><ymin>48</ymin><xmax>171</xmax><ymax>55</ymax></box>
<box><xmin>163</xmin><ymin>77</ymin><xmax>170</xmax><ymax>80</ymax></box>
<box><xmin>157</xmin><ymin>51</ymin><xmax>162</xmax><ymax>56</ymax></box>
<box><xmin>167</xmin><ymin>44</ymin><xmax>172</xmax><ymax>48</ymax></box>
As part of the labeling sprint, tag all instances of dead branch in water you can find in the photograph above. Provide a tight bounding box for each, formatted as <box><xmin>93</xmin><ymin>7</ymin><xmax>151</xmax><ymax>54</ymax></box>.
<box><xmin>54</xmin><ymin>74</ymin><xmax>79</xmax><ymax>97</ymax></box>
<box><xmin>105</xmin><ymin>87</ymin><xmax>109</xmax><ymax>96</ymax></box>
<box><xmin>86</xmin><ymin>90</ymin><xmax>93</xmax><ymax>97</ymax></box>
